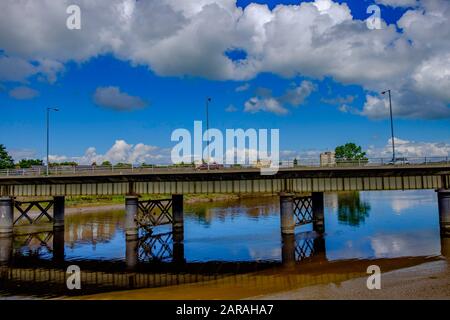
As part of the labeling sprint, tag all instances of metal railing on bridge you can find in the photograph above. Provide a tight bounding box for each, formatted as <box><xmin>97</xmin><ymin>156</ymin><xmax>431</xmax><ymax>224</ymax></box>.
<box><xmin>0</xmin><ymin>156</ymin><xmax>449</xmax><ymax>177</ymax></box>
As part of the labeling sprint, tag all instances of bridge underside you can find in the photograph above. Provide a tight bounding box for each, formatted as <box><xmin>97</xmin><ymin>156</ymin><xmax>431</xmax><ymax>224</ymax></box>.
<box><xmin>2</xmin><ymin>174</ymin><xmax>449</xmax><ymax>197</ymax></box>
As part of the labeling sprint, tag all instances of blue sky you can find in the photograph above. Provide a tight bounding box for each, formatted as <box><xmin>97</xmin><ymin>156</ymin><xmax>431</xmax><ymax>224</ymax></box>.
<box><xmin>0</xmin><ymin>0</ymin><xmax>449</xmax><ymax>163</ymax></box>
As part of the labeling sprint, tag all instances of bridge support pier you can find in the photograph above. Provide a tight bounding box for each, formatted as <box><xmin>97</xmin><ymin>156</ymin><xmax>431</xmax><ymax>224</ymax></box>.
<box><xmin>437</xmin><ymin>189</ymin><xmax>450</xmax><ymax>236</ymax></box>
<box><xmin>172</xmin><ymin>194</ymin><xmax>184</xmax><ymax>230</ymax></box>
<box><xmin>280</xmin><ymin>193</ymin><xmax>295</xmax><ymax>235</ymax></box>
<box><xmin>312</xmin><ymin>192</ymin><xmax>325</xmax><ymax>233</ymax></box>
<box><xmin>125</xmin><ymin>196</ymin><xmax>139</xmax><ymax>239</ymax></box>
<box><xmin>53</xmin><ymin>196</ymin><xmax>65</xmax><ymax>230</ymax></box>
<box><xmin>172</xmin><ymin>194</ymin><xmax>185</xmax><ymax>265</ymax></box>
<box><xmin>0</xmin><ymin>197</ymin><xmax>13</xmax><ymax>235</ymax></box>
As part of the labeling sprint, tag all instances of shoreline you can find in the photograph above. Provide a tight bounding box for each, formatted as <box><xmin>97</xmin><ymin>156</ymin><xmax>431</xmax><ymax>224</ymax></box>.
<box><xmin>253</xmin><ymin>259</ymin><xmax>450</xmax><ymax>300</ymax></box>
<box><xmin>77</xmin><ymin>256</ymin><xmax>448</xmax><ymax>300</ymax></box>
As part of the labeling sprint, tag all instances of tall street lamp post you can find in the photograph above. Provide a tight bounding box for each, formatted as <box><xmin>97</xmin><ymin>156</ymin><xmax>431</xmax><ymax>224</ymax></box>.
<box><xmin>381</xmin><ymin>90</ymin><xmax>395</xmax><ymax>162</ymax></box>
<box><xmin>205</xmin><ymin>97</ymin><xmax>212</xmax><ymax>164</ymax></box>
<box><xmin>46</xmin><ymin>107</ymin><xmax>59</xmax><ymax>175</ymax></box>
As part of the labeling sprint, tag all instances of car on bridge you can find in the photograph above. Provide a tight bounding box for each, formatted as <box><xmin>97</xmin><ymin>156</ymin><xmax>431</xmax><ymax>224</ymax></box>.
<box><xmin>388</xmin><ymin>157</ymin><xmax>410</xmax><ymax>165</ymax></box>
<box><xmin>195</xmin><ymin>162</ymin><xmax>224</xmax><ymax>170</ymax></box>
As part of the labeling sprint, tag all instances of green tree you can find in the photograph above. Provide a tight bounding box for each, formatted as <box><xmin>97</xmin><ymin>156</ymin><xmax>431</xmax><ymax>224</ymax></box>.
<box><xmin>337</xmin><ymin>192</ymin><xmax>371</xmax><ymax>226</ymax></box>
<box><xmin>52</xmin><ymin>161</ymin><xmax>78</xmax><ymax>167</ymax></box>
<box><xmin>293</xmin><ymin>158</ymin><xmax>298</xmax><ymax>166</ymax></box>
<box><xmin>18</xmin><ymin>159</ymin><xmax>44</xmax><ymax>168</ymax></box>
<box><xmin>101</xmin><ymin>160</ymin><xmax>112</xmax><ymax>166</ymax></box>
<box><xmin>335</xmin><ymin>143</ymin><xmax>367</xmax><ymax>162</ymax></box>
<box><xmin>0</xmin><ymin>144</ymin><xmax>14</xmax><ymax>169</ymax></box>
<box><xmin>115</xmin><ymin>162</ymin><xmax>131</xmax><ymax>168</ymax></box>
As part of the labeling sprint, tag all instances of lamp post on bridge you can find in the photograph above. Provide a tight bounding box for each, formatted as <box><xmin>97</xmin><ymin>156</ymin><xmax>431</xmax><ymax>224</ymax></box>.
<box><xmin>381</xmin><ymin>89</ymin><xmax>395</xmax><ymax>162</ymax></box>
<box><xmin>205</xmin><ymin>97</ymin><xmax>212</xmax><ymax>164</ymax></box>
<box><xmin>46</xmin><ymin>107</ymin><xmax>59</xmax><ymax>176</ymax></box>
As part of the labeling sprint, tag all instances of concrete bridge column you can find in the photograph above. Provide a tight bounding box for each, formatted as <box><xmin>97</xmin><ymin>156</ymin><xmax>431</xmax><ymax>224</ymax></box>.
<box><xmin>53</xmin><ymin>196</ymin><xmax>65</xmax><ymax>230</ymax></box>
<box><xmin>0</xmin><ymin>197</ymin><xmax>13</xmax><ymax>235</ymax></box>
<box><xmin>281</xmin><ymin>233</ymin><xmax>296</xmax><ymax>267</ymax></box>
<box><xmin>312</xmin><ymin>192</ymin><xmax>325</xmax><ymax>233</ymax></box>
<box><xmin>280</xmin><ymin>193</ymin><xmax>295</xmax><ymax>235</ymax></box>
<box><xmin>437</xmin><ymin>189</ymin><xmax>450</xmax><ymax>236</ymax></box>
<box><xmin>125</xmin><ymin>196</ymin><xmax>139</xmax><ymax>239</ymax></box>
<box><xmin>172</xmin><ymin>194</ymin><xmax>185</xmax><ymax>266</ymax></box>
<box><xmin>172</xmin><ymin>194</ymin><xmax>184</xmax><ymax>230</ymax></box>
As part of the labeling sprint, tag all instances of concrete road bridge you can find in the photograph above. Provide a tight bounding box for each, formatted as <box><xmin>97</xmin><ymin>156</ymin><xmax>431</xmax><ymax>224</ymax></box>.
<box><xmin>0</xmin><ymin>164</ymin><xmax>449</xmax><ymax>197</ymax></box>
<box><xmin>0</xmin><ymin>164</ymin><xmax>449</xmax><ymax>259</ymax></box>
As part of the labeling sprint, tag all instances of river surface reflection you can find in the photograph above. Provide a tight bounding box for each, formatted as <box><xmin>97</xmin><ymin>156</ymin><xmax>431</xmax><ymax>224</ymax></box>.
<box><xmin>0</xmin><ymin>190</ymin><xmax>447</xmax><ymax>297</ymax></box>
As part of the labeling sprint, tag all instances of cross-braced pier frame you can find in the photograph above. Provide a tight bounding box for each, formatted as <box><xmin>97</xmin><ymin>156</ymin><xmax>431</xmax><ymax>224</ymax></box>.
<box><xmin>0</xmin><ymin>196</ymin><xmax>65</xmax><ymax>234</ymax></box>
<box><xmin>124</xmin><ymin>194</ymin><xmax>183</xmax><ymax>239</ymax></box>
<box><xmin>280</xmin><ymin>192</ymin><xmax>325</xmax><ymax>235</ymax></box>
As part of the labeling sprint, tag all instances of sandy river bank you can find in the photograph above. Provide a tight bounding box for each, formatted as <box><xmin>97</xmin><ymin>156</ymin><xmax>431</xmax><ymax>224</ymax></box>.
<box><xmin>254</xmin><ymin>259</ymin><xmax>450</xmax><ymax>300</ymax></box>
<box><xmin>78</xmin><ymin>256</ymin><xmax>450</xmax><ymax>300</ymax></box>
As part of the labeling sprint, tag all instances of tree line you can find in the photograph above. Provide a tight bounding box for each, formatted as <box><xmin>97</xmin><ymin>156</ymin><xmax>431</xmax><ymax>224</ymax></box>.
<box><xmin>0</xmin><ymin>144</ymin><xmax>80</xmax><ymax>169</ymax></box>
<box><xmin>1</xmin><ymin>142</ymin><xmax>368</xmax><ymax>170</ymax></box>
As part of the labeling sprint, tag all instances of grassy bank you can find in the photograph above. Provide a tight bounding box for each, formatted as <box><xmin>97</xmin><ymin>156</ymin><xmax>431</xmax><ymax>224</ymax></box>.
<box><xmin>59</xmin><ymin>193</ymin><xmax>276</xmax><ymax>208</ymax></box>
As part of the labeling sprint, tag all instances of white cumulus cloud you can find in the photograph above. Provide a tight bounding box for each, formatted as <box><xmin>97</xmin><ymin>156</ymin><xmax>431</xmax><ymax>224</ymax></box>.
<box><xmin>244</xmin><ymin>80</ymin><xmax>316</xmax><ymax>114</ymax></box>
<box><xmin>49</xmin><ymin>140</ymin><xmax>170</xmax><ymax>165</ymax></box>
<box><xmin>367</xmin><ymin>137</ymin><xmax>450</xmax><ymax>158</ymax></box>
<box><xmin>0</xmin><ymin>0</ymin><xmax>448</xmax><ymax>118</ymax></box>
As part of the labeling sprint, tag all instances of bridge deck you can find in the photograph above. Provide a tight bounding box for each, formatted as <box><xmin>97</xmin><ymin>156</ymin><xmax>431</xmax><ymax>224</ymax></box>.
<box><xmin>1</xmin><ymin>165</ymin><xmax>449</xmax><ymax>196</ymax></box>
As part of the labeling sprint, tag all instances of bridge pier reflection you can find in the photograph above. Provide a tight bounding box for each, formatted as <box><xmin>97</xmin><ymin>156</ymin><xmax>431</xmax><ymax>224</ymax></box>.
<box><xmin>437</xmin><ymin>189</ymin><xmax>450</xmax><ymax>236</ymax></box>
<box><xmin>52</xmin><ymin>227</ymin><xmax>65</xmax><ymax>262</ymax></box>
<box><xmin>125</xmin><ymin>236</ymin><xmax>139</xmax><ymax>270</ymax></box>
<box><xmin>281</xmin><ymin>234</ymin><xmax>296</xmax><ymax>267</ymax></box>
<box><xmin>281</xmin><ymin>232</ymin><xmax>327</xmax><ymax>266</ymax></box>
<box><xmin>438</xmin><ymin>189</ymin><xmax>450</xmax><ymax>258</ymax></box>
<box><xmin>0</xmin><ymin>234</ymin><xmax>12</xmax><ymax>266</ymax></box>
<box><xmin>441</xmin><ymin>235</ymin><xmax>450</xmax><ymax>258</ymax></box>
<box><xmin>125</xmin><ymin>229</ymin><xmax>186</xmax><ymax>269</ymax></box>
<box><xmin>172</xmin><ymin>228</ymin><xmax>185</xmax><ymax>265</ymax></box>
